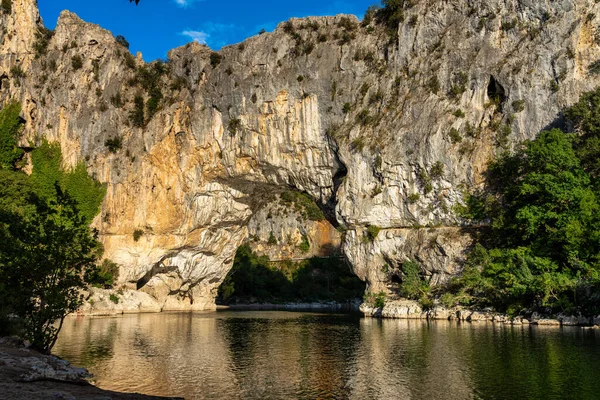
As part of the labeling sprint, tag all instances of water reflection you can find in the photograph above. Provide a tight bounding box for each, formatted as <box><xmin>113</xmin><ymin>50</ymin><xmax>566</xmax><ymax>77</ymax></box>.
<box><xmin>54</xmin><ymin>312</ymin><xmax>600</xmax><ymax>400</ymax></box>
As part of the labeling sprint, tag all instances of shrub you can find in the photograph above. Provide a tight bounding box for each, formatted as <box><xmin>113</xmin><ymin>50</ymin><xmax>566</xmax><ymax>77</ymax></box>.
<box><xmin>71</xmin><ymin>55</ymin><xmax>83</xmax><ymax>70</ymax></box>
<box><xmin>268</xmin><ymin>231</ymin><xmax>277</xmax><ymax>245</ymax></box>
<box><xmin>124</xmin><ymin>52</ymin><xmax>137</xmax><ymax>69</ymax></box>
<box><xmin>88</xmin><ymin>259</ymin><xmax>120</xmax><ymax>288</ymax></box>
<box><xmin>399</xmin><ymin>260</ymin><xmax>429</xmax><ymax>300</ymax></box>
<box><xmin>512</xmin><ymin>99</ymin><xmax>526</xmax><ymax>112</ymax></box>
<box><xmin>228</xmin><ymin>118</ymin><xmax>242</xmax><ymax>135</ymax></box>
<box><xmin>115</xmin><ymin>35</ymin><xmax>130</xmax><ymax>49</ymax></box>
<box><xmin>427</xmin><ymin>76</ymin><xmax>440</xmax><ymax>94</ymax></box>
<box><xmin>130</xmin><ymin>95</ymin><xmax>145</xmax><ymax>127</ymax></box>
<box><xmin>109</xmin><ymin>294</ymin><xmax>119</xmax><ymax>304</ymax></box>
<box><xmin>356</xmin><ymin>109</ymin><xmax>373</xmax><ymax>126</ymax></box>
<box><xmin>104</xmin><ymin>137</ymin><xmax>122</xmax><ymax>153</ymax></box>
<box><xmin>453</xmin><ymin>109</ymin><xmax>465</xmax><ymax>118</ymax></box>
<box><xmin>110</xmin><ymin>92</ymin><xmax>123</xmax><ymax>108</ymax></box>
<box><xmin>10</xmin><ymin>65</ymin><xmax>25</xmax><ymax>79</ymax></box>
<box><xmin>448</xmin><ymin>128</ymin><xmax>462</xmax><ymax>143</ymax></box>
<box><xmin>408</xmin><ymin>193</ymin><xmax>420</xmax><ymax>204</ymax></box>
<box><xmin>298</xmin><ymin>235</ymin><xmax>310</xmax><ymax>253</ymax></box>
<box><xmin>338</xmin><ymin>16</ymin><xmax>358</xmax><ymax>31</ymax></box>
<box><xmin>430</xmin><ymin>161</ymin><xmax>445</xmax><ymax>179</ymax></box>
<box><xmin>33</xmin><ymin>27</ymin><xmax>54</xmax><ymax>58</ymax></box>
<box><xmin>364</xmin><ymin>291</ymin><xmax>386</xmax><ymax>308</ymax></box>
<box><xmin>297</xmin><ymin>75</ymin><xmax>304</xmax><ymax>83</ymax></box>
<box><xmin>133</xmin><ymin>229</ymin><xmax>144</xmax><ymax>242</ymax></box>
<box><xmin>210</xmin><ymin>52</ymin><xmax>222</xmax><ymax>68</ymax></box>
<box><xmin>365</xmin><ymin>225</ymin><xmax>381</xmax><ymax>242</ymax></box>
<box><xmin>1</xmin><ymin>0</ymin><xmax>10</xmax><ymax>13</ymax></box>
<box><xmin>343</xmin><ymin>102</ymin><xmax>351</xmax><ymax>114</ymax></box>
<box><xmin>351</xmin><ymin>137</ymin><xmax>365</xmax><ymax>152</ymax></box>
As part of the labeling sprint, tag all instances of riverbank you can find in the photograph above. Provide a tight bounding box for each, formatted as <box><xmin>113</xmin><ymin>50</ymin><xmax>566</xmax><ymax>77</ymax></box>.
<box><xmin>361</xmin><ymin>299</ymin><xmax>600</xmax><ymax>327</ymax></box>
<box><xmin>0</xmin><ymin>337</ymin><xmax>182</xmax><ymax>400</ymax></box>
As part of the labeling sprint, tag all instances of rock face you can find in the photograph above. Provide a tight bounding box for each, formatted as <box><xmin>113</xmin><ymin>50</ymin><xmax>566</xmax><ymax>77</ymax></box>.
<box><xmin>2</xmin><ymin>0</ymin><xmax>600</xmax><ymax>310</ymax></box>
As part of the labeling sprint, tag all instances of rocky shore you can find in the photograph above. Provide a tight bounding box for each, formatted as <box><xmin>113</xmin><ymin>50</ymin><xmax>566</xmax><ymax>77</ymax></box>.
<box><xmin>361</xmin><ymin>300</ymin><xmax>600</xmax><ymax>327</ymax></box>
<box><xmin>0</xmin><ymin>337</ymin><xmax>181</xmax><ymax>400</ymax></box>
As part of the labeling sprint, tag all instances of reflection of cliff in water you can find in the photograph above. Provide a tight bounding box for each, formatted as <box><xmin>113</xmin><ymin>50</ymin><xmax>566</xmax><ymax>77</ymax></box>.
<box><xmin>54</xmin><ymin>312</ymin><xmax>600</xmax><ymax>399</ymax></box>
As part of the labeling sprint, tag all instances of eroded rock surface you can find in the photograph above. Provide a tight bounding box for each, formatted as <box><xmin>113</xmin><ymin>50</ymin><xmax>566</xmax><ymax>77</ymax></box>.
<box><xmin>3</xmin><ymin>0</ymin><xmax>600</xmax><ymax>310</ymax></box>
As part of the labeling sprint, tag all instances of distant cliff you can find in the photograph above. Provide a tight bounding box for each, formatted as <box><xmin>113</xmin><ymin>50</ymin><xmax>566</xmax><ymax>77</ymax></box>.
<box><xmin>2</xmin><ymin>0</ymin><xmax>600</xmax><ymax>312</ymax></box>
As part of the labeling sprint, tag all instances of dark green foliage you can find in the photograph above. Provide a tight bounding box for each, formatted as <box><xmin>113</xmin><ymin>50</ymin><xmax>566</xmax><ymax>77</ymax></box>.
<box><xmin>228</xmin><ymin>118</ymin><xmax>242</xmax><ymax>135</ymax></box>
<box><xmin>364</xmin><ymin>225</ymin><xmax>381</xmax><ymax>242</ymax></box>
<box><xmin>430</xmin><ymin>161</ymin><xmax>444</xmax><ymax>179</ymax></box>
<box><xmin>364</xmin><ymin>291</ymin><xmax>386</xmax><ymax>308</ymax></box>
<box><xmin>71</xmin><ymin>55</ymin><xmax>83</xmax><ymax>70</ymax></box>
<box><xmin>115</xmin><ymin>35</ymin><xmax>129</xmax><ymax>49</ymax></box>
<box><xmin>453</xmin><ymin>109</ymin><xmax>465</xmax><ymax>118</ymax></box>
<box><xmin>338</xmin><ymin>16</ymin><xmax>358</xmax><ymax>31</ymax></box>
<box><xmin>399</xmin><ymin>260</ymin><xmax>430</xmax><ymax>301</ymax></box>
<box><xmin>130</xmin><ymin>95</ymin><xmax>145</xmax><ymax>127</ymax></box>
<box><xmin>146</xmin><ymin>87</ymin><xmax>163</xmax><ymax>119</ymax></box>
<box><xmin>0</xmin><ymin>102</ymin><xmax>24</xmax><ymax>170</ymax></box>
<box><xmin>298</xmin><ymin>235</ymin><xmax>310</xmax><ymax>253</ymax></box>
<box><xmin>210</xmin><ymin>52</ymin><xmax>222</xmax><ymax>68</ymax></box>
<box><xmin>451</xmin><ymin>126</ymin><xmax>600</xmax><ymax>315</ymax></box>
<box><xmin>1</xmin><ymin>0</ymin><xmax>11</xmax><ymax>13</ymax></box>
<box><xmin>109</xmin><ymin>294</ymin><xmax>119</xmax><ymax>304</ymax></box>
<box><xmin>104</xmin><ymin>137</ymin><xmax>122</xmax><ymax>153</ymax></box>
<box><xmin>123</xmin><ymin>52</ymin><xmax>137</xmax><ymax>69</ymax></box>
<box><xmin>268</xmin><ymin>231</ymin><xmax>277</xmax><ymax>245</ymax></box>
<box><xmin>217</xmin><ymin>245</ymin><xmax>364</xmax><ymax>303</ymax></box>
<box><xmin>30</xmin><ymin>141</ymin><xmax>106</xmax><ymax>223</ymax></box>
<box><xmin>0</xmin><ymin>185</ymin><xmax>102</xmax><ymax>353</ymax></box>
<box><xmin>279</xmin><ymin>190</ymin><xmax>325</xmax><ymax>221</ymax></box>
<box><xmin>33</xmin><ymin>28</ymin><xmax>54</xmax><ymax>58</ymax></box>
<box><xmin>449</xmin><ymin>72</ymin><xmax>468</xmax><ymax>99</ymax></box>
<box><xmin>87</xmin><ymin>259</ymin><xmax>120</xmax><ymax>288</ymax></box>
<box><xmin>512</xmin><ymin>99</ymin><xmax>526</xmax><ymax>112</ymax></box>
<box><xmin>343</xmin><ymin>102</ymin><xmax>351</xmax><ymax>114</ymax></box>
<box><xmin>356</xmin><ymin>109</ymin><xmax>373</xmax><ymax>126</ymax></box>
<box><xmin>110</xmin><ymin>92</ymin><xmax>123</xmax><ymax>108</ymax></box>
<box><xmin>10</xmin><ymin>65</ymin><xmax>25</xmax><ymax>79</ymax></box>
<box><xmin>589</xmin><ymin>60</ymin><xmax>600</xmax><ymax>74</ymax></box>
<box><xmin>133</xmin><ymin>229</ymin><xmax>144</xmax><ymax>242</ymax></box>
<box><xmin>448</xmin><ymin>128</ymin><xmax>462</xmax><ymax>144</ymax></box>
<box><xmin>376</xmin><ymin>0</ymin><xmax>412</xmax><ymax>34</ymax></box>
<box><xmin>427</xmin><ymin>76</ymin><xmax>440</xmax><ymax>94</ymax></box>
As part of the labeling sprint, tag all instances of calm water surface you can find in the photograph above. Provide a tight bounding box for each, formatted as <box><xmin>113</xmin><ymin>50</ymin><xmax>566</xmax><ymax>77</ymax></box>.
<box><xmin>54</xmin><ymin>311</ymin><xmax>600</xmax><ymax>399</ymax></box>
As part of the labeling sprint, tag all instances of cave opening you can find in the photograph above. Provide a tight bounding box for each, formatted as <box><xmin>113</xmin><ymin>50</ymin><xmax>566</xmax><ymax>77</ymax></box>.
<box><xmin>487</xmin><ymin>75</ymin><xmax>506</xmax><ymax>111</ymax></box>
<box><xmin>215</xmin><ymin>245</ymin><xmax>365</xmax><ymax>306</ymax></box>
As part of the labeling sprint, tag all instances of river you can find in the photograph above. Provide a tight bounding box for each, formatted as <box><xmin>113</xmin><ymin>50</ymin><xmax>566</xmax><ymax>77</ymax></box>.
<box><xmin>54</xmin><ymin>311</ymin><xmax>600</xmax><ymax>399</ymax></box>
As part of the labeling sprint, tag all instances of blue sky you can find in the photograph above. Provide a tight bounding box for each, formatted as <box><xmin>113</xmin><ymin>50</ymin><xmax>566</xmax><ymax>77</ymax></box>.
<box><xmin>38</xmin><ymin>0</ymin><xmax>376</xmax><ymax>61</ymax></box>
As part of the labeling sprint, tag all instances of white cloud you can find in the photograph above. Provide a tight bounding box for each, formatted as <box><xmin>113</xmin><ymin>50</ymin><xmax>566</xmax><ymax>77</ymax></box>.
<box><xmin>174</xmin><ymin>0</ymin><xmax>200</xmax><ymax>8</ymax></box>
<box><xmin>180</xmin><ymin>30</ymin><xmax>209</xmax><ymax>44</ymax></box>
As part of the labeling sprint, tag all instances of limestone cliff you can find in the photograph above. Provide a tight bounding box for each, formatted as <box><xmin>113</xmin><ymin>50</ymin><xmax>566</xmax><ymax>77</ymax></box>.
<box><xmin>2</xmin><ymin>0</ymin><xmax>600</xmax><ymax>312</ymax></box>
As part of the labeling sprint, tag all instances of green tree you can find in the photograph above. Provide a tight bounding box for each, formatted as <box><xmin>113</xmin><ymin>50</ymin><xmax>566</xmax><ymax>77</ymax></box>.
<box><xmin>0</xmin><ymin>185</ymin><xmax>102</xmax><ymax>353</ymax></box>
<box><xmin>0</xmin><ymin>102</ymin><xmax>24</xmax><ymax>170</ymax></box>
<box><xmin>454</xmin><ymin>128</ymin><xmax>600</xmax><ymax>314</ymax></box>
